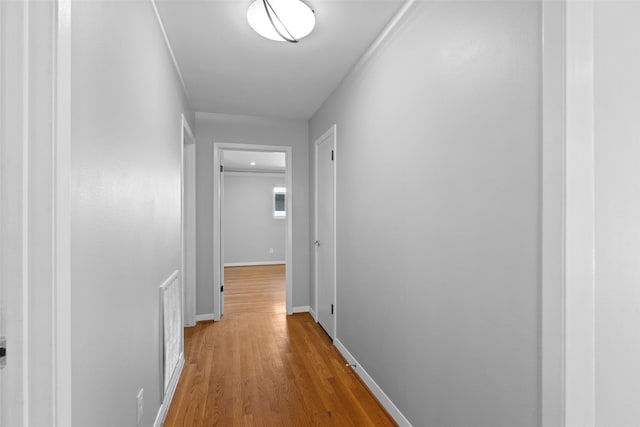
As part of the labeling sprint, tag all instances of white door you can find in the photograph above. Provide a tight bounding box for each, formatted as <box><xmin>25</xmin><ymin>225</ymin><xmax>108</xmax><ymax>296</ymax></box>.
<box><xmin>315</xmin><ymin>127</ymin><xmax>336</xmax><ymax>338</ymax></box>
<box><xmin>219</xmin><ymin>152</ymin><xmax>225</xmax><ymax>316</ymax></box>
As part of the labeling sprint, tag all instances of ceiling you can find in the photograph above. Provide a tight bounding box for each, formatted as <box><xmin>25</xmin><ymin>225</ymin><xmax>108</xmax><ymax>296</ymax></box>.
<box><xmin>223</xmin><ymin>150</ymin><xmax>286</xmax><ymax>172</ymax></box>
<box><xmin>154</xmin><ymin>0</ymin><xmax>405</xmax><ymax>120</ymax></box>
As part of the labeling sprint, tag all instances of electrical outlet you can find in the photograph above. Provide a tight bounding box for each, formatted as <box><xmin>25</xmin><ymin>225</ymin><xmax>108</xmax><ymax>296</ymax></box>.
<box><xmin>269</xmin><ymin>247</ymin><xmax>274</xmax><ymax>254</ymax></box>
<box><xmin>136</xmin><ymin>388</ymin><xmax>144</xmax><ymax>425</ymax></box>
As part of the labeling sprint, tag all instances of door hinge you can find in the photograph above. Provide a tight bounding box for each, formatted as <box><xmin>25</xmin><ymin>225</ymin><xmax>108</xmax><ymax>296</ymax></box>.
<box><xmin>220</xmin><ymin>285</ymin><xmax>224</xmax><ymax>292</ymax></box>
<box><xmin>331</xmin><ymin>304</ymin><xmax>334</xmax><ymax>315</ymax></box>
<box><xmin>331</xmin><ymin>150</ymin><xmax>334</xmax><ymax>161</ymax></box>
<box><xmin>0</xmin><ymin>337</ymin><xmax>6</xmax><ymax>369</ymax></box>
<box><xmin>220</xmin><ymin>165</ymin><xmax>224</xmax><ymax>173</ymax></box>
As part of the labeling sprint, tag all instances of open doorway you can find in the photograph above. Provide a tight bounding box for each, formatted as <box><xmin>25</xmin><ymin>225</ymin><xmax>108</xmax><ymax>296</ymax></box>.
<box><xmin>181</xmin><ymin>115</ymin><xmax>197</xmax><ymax>326</ymax></box>
<box><xmin>213</xmin><ymin>143</ymin><xmax>293</xmax><ymax>319</ymax></box>
<box><xmin>223</xmin><ymin>150</ymin><xmax>286</xmax><ymax>315</ymax></box>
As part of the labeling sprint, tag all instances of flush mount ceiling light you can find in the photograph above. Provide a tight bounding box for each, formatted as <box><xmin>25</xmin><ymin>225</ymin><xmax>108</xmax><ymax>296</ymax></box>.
<box><xmin>247</xmin><ymin>0</ymin><xmax>315</xmax><ymax>43</ymax></box>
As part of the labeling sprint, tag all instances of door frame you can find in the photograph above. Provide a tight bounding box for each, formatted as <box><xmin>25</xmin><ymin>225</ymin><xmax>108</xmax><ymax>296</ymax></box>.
<box><xmin>181</xmin><ymin>115</ymin><xmax>196</xmax><ymax>326</ymax></box>
<box><xmin>213</xmin><ymin>143</ymin><xmax>293</xmax><ymax>317</ymax></box>
<box><xmin>314</xmin><ymin>125</ymin><xmax>337</xmax><ymax>339</ymax></box>
<box><xmin>0</xmin><ymin>2</ymin><xmax>28</xmax><ymax>423</ymax></box>
<box><xmin>0</xmin><ymin>0</ymin><xmax>72</xmax><ymax>424</ymax></box>
<box><xmin>54</xmin><ymin>0</ymin><xmax>73</xmax><ymax>424</ymax></box>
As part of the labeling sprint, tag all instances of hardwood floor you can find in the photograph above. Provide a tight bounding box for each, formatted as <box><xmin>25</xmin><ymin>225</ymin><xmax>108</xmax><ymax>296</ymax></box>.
<box><xmin>164</xmin><ymin>265</ymin><xmax>396</xmax><ymax>426</ymax></box>
<box><xmin>223</xmin><ymin>265</ymin><xmax>286</xmax><ymax>316</ymax></box>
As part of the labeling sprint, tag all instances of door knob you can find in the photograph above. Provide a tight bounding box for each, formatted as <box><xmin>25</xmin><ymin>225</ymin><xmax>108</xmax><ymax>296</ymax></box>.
<box><xmin>314</xmin><ymin>240</ymin><xmax>321</xmax><ymax>247</ymax></box>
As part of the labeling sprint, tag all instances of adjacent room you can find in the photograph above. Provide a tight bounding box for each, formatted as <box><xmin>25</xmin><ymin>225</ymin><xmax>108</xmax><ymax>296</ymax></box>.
<box><xmin>221</xmin><ymin>149</ymin><xmax>288</xmax><ymax>315</ymax></box>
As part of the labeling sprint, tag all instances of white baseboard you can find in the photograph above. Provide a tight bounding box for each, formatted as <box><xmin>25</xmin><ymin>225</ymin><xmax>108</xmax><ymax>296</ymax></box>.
<box><xmin>196</xmin><ymin>313</ymin><xmax>215</xmax><ymax>322</ymax></box>
<box><xmin>292</xmin><ymin>306</ymin><xmax>310</xmax><ymax>314</ymax></box>
<box><xmin>224</xmin><ymin>261</ymin><xmax>285</xmax><ymax>267</ymax></box>
<box><xmin>310</xmin><ymin>307</ymin><xmax>317</xmax><ymax>321</ymax></box>
<box><xmin>334</xmin><ymin>339</ymin><xmax>413</xmax><ymax>427</ymax></box>
<box><xmin>153</xmin><ymin>354</ymin><xmax>185</xmax><ymax>427</ymax></box>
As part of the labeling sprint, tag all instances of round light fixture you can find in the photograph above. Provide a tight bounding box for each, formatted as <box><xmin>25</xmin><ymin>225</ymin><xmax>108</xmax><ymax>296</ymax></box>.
<box><xmin>247</xmin><ymin>0</ymin><xmax>315</xmax><ymax>43</ymax></box>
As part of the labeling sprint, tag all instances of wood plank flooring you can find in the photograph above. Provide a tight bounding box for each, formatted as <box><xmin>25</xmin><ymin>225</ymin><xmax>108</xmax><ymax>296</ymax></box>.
<box><xmin>164</xmin><ymin>265</ymin><xmax>396</xmax><ymax>426</ymax></box>
<box><xmin>223</xmin><ymin>265</ymin><xmax>286</xmax><ymax>316</ymax></box>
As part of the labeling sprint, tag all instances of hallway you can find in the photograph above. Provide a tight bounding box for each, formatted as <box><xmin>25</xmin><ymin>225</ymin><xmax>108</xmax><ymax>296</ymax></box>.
<box><xmin>164</xmin><ymin>265</ymin><xmax>396</xmax><ymax>426</ymax></box>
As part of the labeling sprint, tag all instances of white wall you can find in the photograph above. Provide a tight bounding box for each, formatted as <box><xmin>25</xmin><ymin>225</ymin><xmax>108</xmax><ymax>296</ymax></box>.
<box><xmin>224</xmin><ymin>174</ymin><xmax>286</xmax><ymax>264</ymax></box>
<box><xmin>196</xmin><ymin>112</ymin><xmax>309</xmax><ymax>315</ymax></box>
<box><xmin>594</xmin><ymin>2</ymin><xmax>640</xmax><ymax>426</ymax></box>
<box><xmin>310</xmin><ymin>2</ymin><xmax>541</xmax><ymax>426</ymax></box>
<box><xmin>70</xmin><ymin>1</ymin><xmax>192</xmax><ymax>426</ymax></box>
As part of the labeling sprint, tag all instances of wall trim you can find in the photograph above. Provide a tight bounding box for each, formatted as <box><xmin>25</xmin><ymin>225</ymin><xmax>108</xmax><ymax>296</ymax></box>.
<box><xmin>564</xmin><ymin>1</ymin><xmax>596</xmax><ymax>425</ymax></box>
<box><xmin>182</xmin><ymin>112</ymin><xmax>195</xmax><ymax>143</ymax></box>
<box><xmin>541</xmin><ymin>1</ymin><xmax>566</xmax><ymax>426</ymax></box>
<box><xmin>224</xmin><ymin>261</ymin><xmax>285</xmax><ymax>267</ymax></box>
<box><xmin>153</xmin><ymin>354</ymin><xmax>185</xmax><ymax>427</ymax></box>
<box><xmin>149</xmin><ymin>0</ymin><xmax>191</xmax><ymax>105</ymax></box>
<box><xmin>348</xmin><ymin>0</ymin><xmax>416</xmax><ymax>79</ymax></box>
<box><xmin>334</xmin><ymin>339</ymin><xmax>413</xmax><ymax>427</ymax></box>
<box><xmin>309</xmin><ymin>307</ymin><xmax>317</xmax><ymax>321</ymax></box>
<box><xmin>195</xmin><ymin>313</ymin><xmax>215</xmax><ymax>322</ymax></box>
<box><xmin>22</xmin><ymin>3</ymin><xmax>32</xmax><ymax>424</ymax></box>
<box><xmin>313</xmin><ymin>0</ymin><xmax>416</xmax><ymax>117</ymax></box>
<box><xmin>54</xmin><ymin>0</ymin><xmax>73</xmax><ymax>425</ymax></box>
<box><xmin>292</xmin><ymin>306</ymin><xmax>310</xmax><ymax>314</ymax></box>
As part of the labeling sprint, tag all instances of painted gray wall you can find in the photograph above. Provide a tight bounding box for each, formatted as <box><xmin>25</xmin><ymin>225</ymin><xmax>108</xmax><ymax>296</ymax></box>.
<box><xmin>310</xmin><ymin>2</ymin><xmax>540</xmax><ymax>426</ymax></box>
<box><xmin>224</xmin><ymin>174</ymin><xmax>286</xmax><ymax>264</ymax></box>
<box><xmin>196</xmin><ymin>112</ymin><xmax>309</xmax><ymax>315</ymax></box>
<box><xmin>595</xmin><ymin>3</ymin><xmax>640</xmax><ymax>425</ymax></box>
<box><xmin>71</xmin><ymin>2</ymin><xmax>192</xmax><ymax>426</ymax></box>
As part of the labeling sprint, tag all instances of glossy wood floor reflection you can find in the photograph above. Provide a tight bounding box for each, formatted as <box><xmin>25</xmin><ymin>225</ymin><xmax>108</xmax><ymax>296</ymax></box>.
<box><xmin>164</xmin><ymin>265</ymin><xmax>396</xmax><ymax>427</ymax></box>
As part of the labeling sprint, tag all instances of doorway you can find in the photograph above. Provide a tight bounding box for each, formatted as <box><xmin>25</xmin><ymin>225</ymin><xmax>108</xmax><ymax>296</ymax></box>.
<box><xmin>314</xmin><ymin>125</ymin><xmax>336</xmax><ymax>339</ymax></box>
<box><xmin>213</xmin><ymin>143</ymin><xmax>293</xmax><ymax>318</ymax></box>
<box><xmin>181</xmin><ymin>115</ymin><xmax>197</xmax><ymax>326</ymax></box>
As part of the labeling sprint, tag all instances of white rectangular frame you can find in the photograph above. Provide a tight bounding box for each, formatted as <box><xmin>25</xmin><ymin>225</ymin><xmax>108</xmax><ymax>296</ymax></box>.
<box><xmin>55</xmin><ymin>0</ymin><xmax>73</xmax><ymax>425</ymax></box>
<box><xmin>541</xmin><ymin>1</ymin><xmax>597</xmax><ymax>426</ymax></box>
<box><xmin>213</xmin><ymin>143</ymin><xmax>293</xmax><ymax>317</ymax></box>
<box><xmin>313</xmin><ymin>125</ymin><xmax>337</xmax><ymax>339</ymax></box>
<box><xmin>180</xmin><ymin>114</ymin><xmax>196</xmax><ymax>326</ymax></box>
